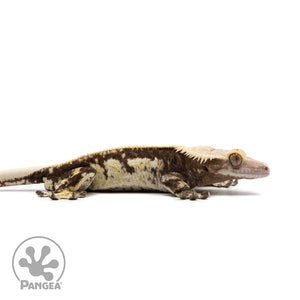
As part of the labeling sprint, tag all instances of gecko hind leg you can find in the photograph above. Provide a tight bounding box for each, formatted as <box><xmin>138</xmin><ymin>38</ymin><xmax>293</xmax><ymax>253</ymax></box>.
<box><xmin>36</xmin><ymin>167</ymin><xmax>96</xmax><ymax>200</ymax></box>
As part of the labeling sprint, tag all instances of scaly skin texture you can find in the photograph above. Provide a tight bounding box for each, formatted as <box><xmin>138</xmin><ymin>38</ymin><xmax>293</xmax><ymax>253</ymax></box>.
<box><xmin>0</xmin><ymin>146</ymin><xmax>270</xmax><ymax>200</ymax></box>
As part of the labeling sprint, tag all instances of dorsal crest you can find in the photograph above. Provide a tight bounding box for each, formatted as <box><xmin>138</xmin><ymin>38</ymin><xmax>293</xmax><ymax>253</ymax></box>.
<box><xmin>175</xmin><ymin>146</ymin><xmax>246</xmax><ymax>163</ymax></box>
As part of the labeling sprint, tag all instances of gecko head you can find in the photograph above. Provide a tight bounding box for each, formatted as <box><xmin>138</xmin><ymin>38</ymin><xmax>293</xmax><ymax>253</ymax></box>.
<box><xmin>176</xmin><ymin>146</ymin><xmax>270</xmax><ymax>180</ymax></box>
<box><xmin>210</xmin><ymin>149</ymin><xmax>270</xmax><ymax>179</ymax></box>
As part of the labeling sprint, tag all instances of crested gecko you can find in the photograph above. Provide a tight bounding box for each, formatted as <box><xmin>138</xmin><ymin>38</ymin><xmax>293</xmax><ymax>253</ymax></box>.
<box><xmin>0</xmin><ymin>146</ymin><xmax>269</xmax><ymax>200</ymax></box>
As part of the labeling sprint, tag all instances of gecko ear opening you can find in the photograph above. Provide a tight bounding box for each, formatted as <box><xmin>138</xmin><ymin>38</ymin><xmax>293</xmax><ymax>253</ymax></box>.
<box><xmin>227</xmin><ymin>149</ymin><xmax>246</xmax><ymax>169</ymax></box>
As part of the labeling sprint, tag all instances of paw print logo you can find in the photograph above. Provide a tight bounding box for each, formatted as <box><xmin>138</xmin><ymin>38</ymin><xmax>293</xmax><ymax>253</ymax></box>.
<box><xmin>12</xmin><ymin>236</ymin><xmax>65</xmax><ymax>285</ymax></box>
<box><xmin>19</xmin><ymin>245</ymin><xmax>59</xmax><ymax>281</ymax></box>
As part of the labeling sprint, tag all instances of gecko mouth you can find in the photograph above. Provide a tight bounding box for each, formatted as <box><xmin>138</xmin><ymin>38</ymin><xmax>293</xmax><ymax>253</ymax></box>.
<box><xmin>234</xmin><ymin>168</ymin><xmax>269</xmax><ymax>179</ymax></box>
<box><xmin>242</xmin><ymin>163</ymin><xmax>270</xmax><ymax>179</ymax></box>
<box><xmin>219</xmin><ymin>165</ymin><xmax>270</xmax><ymax>179</ymax></box>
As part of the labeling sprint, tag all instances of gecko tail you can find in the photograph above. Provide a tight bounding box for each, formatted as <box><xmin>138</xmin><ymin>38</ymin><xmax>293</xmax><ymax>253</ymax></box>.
<box><xmin>0</xmin><ymin>166</ymin><xmax>47</xmax><ymax>187</ymax></box>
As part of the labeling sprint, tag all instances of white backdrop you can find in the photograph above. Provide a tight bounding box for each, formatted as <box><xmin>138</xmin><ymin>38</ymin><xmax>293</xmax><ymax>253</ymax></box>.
<box><xmin>0</xmin><ymin>1</ymin><xmax>299</xmax><ymax>299</ymax></box>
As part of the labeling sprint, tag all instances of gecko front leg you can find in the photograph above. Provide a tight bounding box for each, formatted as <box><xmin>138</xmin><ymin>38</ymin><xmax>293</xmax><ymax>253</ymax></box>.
<box><xmin>36</xmin><ymin>167</ymin><xmax>96</xmax><ymax>200</ymax></box>
<box><xmin>161</xmin><ymin>172</ymin><xmax>209</xmax><ymax>200</ymax></box>
<box><xmin>212</xmin><ymin>179</ymin><xmax>238</xmax><ymax>188</ymax></box>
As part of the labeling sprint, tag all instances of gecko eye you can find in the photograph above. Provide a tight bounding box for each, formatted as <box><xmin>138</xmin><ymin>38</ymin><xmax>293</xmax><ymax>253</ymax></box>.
<box><xmin>229</xmin><ymin>153</ymin><xmax>243</xmax><ymax>168</ymax></box>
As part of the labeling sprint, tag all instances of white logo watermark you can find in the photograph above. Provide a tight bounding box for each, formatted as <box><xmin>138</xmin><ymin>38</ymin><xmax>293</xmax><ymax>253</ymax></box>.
<box><xmin>12</xmin><ymin>236</ymin><xmax>65</xmax><ymax>290</ymax></box>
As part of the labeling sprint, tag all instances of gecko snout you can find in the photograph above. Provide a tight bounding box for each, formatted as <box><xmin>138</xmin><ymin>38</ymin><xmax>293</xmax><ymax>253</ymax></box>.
<box><xmin>264</xmin><ymin>165</ymin><xmax>270</xmax><ymax>176</ymax></box>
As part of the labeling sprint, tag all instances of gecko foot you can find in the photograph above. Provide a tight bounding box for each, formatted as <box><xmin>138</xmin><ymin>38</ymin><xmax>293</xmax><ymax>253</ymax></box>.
<box><xmin>176</xmin><ymin>190</ymin><xmax>210</xmax><ymax>200</ymax></box>
<box><xmin>36</xmin><ymin>190</ymin><xmax>87</xmax><ymax>200</ymax></box>
<box><xmin>212</xmin><ymin>179</ymin><xmax>238</xmax><ymax>188</ymax></box>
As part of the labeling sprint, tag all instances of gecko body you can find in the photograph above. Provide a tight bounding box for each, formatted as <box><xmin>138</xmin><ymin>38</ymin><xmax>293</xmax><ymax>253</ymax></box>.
<box><xmin>0</xmin><ymin>146</ymin><xmax>269</xmax><ymax>200</ymax></box>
